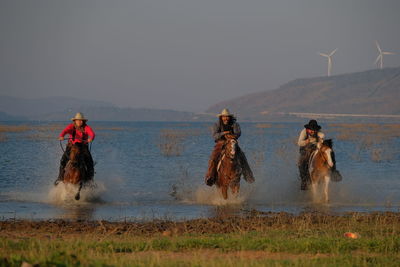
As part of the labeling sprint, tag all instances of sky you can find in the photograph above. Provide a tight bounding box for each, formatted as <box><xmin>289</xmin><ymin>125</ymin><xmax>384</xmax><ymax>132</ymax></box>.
<box><xmin>0</xmin><ymin>0</ymin><xmax>399</xmax><ymax>112</ymax></box>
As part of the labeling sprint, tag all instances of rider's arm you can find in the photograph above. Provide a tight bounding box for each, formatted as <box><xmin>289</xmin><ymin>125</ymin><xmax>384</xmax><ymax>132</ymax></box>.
<box><xmin>232</xmin><ymin>123</ymin><xmax>241</xmax><ymax>139</ymax></box>
<box><xmin>85</xmin><ymin>125</ymin><xmax>95</xmax><ymax>142</ymax></box>
<box><xmin>212</xmin><ymin>123</ymin><xmax>224</xmax><ymax>141</ymax></box>
<box><xmin>297</xmin><ymin>129</ymin><xmax>308</xmax><ymax>147</ymax></box>
<box><xmin>59</xmin><ymin>124</ymin><xmax>74</xmax><ymax>140</ymax></box>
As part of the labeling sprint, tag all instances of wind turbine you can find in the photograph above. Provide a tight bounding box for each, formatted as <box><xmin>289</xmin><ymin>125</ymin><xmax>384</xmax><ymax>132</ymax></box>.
<box><xmin>375</xmin><ymin>41</ymin><xmax>395</xmax><ymax>69</ymax></box>
<box><xmin>318</xmin><ymin>48</ymin><xmax>337</xmax><ymax>77</ymax></box>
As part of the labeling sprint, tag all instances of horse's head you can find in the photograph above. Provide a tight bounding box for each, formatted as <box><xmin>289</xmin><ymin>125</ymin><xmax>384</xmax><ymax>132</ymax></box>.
<box><xmin>69</xmin><ymin>143</ymin><xmax>82</xmax><ymax>162</ymax></box>
<box><xmin>224</xmin><ymin>136</ymin><xmax>238</xmax><ymax>160</ymax></box>
<box><xmin>318</xmin><ymin>139</ymin><xmax>334</xmax><ymax>168</ymax></box>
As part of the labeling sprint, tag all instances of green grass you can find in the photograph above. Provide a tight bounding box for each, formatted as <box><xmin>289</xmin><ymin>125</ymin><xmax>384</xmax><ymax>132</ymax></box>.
<box><xmin>1</xmin><ymin>227</ymin><xmax>400</xmax><ymax>266</ymax></box>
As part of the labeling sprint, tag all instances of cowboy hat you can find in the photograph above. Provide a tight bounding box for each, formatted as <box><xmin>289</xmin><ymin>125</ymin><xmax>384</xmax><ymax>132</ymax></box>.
<box><xmin>71</xmin><ymin>112</ymin><xmax>88</xmax><ymax>121</ymax></box>
<box><xmin>217</xmin><ymin>108</ymin><xmax>234</xmax><ymax>117</ymax></box>
<box><xmin>304</xmin><ymin>119</ymin><xmax>321</xmax><ymax>131</ymax></box>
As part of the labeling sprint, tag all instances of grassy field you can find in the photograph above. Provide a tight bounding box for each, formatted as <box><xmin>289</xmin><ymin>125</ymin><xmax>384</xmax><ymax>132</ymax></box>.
<box><xmin>1</xmin><ymin>212</ymin><xmax>400</xmax><ymax>266</ymax></box>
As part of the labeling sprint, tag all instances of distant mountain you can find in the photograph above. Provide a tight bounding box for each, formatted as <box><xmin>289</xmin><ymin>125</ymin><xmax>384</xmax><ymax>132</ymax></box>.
<box><xmin>0</xmin><ymin>96</ymin><xmax>115</xmax><ymax>117</ymax></box>
<box><xmin>36</xmin><ymin>106</ymin><xmax>211</xmax><ymax>121</ymax></box>
<box><xmin>0</xmin><ymin>111</ymin><xmax>26</xmax><ymax>121</ymax></box>
<box><xmin>0</xmin><ymin>95</ymin><xmax>213</xmax><ymax>121</ymax></box>
<box><xmin>207</xmin><ymin>67</ymin><xmax>400</xmax><ymax>121</ymax></box>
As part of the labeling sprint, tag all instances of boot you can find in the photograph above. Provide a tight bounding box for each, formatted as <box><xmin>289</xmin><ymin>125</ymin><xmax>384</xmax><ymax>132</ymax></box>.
<box><xmin>54</xmin><ymin>166</ymin><xmax>65</xmax><ymax>186</ymax></box>
<box><xmin>205</xmin><ymin>161</ymin><xmax>217</xmax><ymax>186</ymax></box>
<box><xmin>299</xmin><ymin>167</ymin><xmax>309</xmax><ymax>190</ymax></box>
<box><xmin>238</xmin><ymin>149</ymin><xmax>255</xmax><ymax>183</ymax></box>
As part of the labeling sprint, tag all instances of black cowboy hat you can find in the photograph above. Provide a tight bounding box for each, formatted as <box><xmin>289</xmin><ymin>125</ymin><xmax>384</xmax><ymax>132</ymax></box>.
<box><xmin>304</xmin><ymin>119</ymin><xmax>321</xmax><ymax>131</ymax></box>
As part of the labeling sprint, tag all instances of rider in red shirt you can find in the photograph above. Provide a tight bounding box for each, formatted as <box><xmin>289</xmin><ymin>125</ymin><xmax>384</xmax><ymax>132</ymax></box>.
<box><xmin>54</xmin><ymin>112</ymin><xmax>96</xmax><ymax>185</ymax></box>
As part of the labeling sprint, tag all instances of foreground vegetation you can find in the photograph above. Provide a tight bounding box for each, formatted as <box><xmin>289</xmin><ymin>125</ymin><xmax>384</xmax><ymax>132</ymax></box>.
<box><xmin>1</xmin><ymin>212</ymin><xmax>400</xmax><ymax>266</ymax></box>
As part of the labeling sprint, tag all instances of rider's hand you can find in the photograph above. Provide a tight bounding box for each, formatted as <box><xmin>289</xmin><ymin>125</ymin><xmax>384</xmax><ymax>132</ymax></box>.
<box><xmin>223</xmin><ymin>131</ymin><xmax>231</xmax><ymax>135</ymax></box>
<box><xmin>59</xmin><ymin>137</ymin><xmax>64</xmax><ymax>141</ymax></box>
<box><xmin>225</xmin><ymin>134</ymin><xmax>236</xmax><ymax>139</ymax></box>
<box><xmin>87</xmin><ymin>138</ymin><xmax>92</xmax><ymax>143</ymax></box>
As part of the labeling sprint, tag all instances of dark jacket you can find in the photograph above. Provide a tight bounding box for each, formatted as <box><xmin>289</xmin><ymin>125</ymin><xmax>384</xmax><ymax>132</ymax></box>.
<box><xmin>212</xmin><ymin>122</ymin><xmax>241</xmax><ymax>142</ymax></box>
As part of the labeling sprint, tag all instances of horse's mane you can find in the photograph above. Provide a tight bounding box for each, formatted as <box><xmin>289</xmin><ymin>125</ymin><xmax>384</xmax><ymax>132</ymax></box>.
<box><xmin>323</xmin><ymin>139</ymin><xmax>333</xmax><ymax>148</ymax></box>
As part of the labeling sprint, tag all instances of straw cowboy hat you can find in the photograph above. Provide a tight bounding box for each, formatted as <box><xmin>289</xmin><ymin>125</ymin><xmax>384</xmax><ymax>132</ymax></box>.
<box><xmin>304</xmin><ymin>119</ymin><xmax>321</xmax><ymax>131</ymax></box>
<box><xmin>71</xmin><ymin>112</ymin><xmax>88</xmax><ymax>121</ymax></box>
<box><xmin>217</xmin><ymin>108</ymin><xmax>234</xmax><ymax>117</ymax></box>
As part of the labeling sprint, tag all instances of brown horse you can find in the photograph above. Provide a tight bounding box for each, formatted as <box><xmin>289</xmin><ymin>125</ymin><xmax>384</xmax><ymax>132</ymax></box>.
<box><xmin>216</xmin><ymin>136</ymin><xmax>242</xmax><ymax>199</ymax></box>
<box><xmin>62</xmin><ymin>143</ymin><xmax>86</xmax><ymax>200</ymax></box>
<box><xmin>309</xmin><ymin>139</ymin><xmax>335</xmax><ymax>203</ymax></box>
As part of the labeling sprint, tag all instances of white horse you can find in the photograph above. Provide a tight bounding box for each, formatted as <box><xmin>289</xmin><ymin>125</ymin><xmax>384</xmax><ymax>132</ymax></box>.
<box><xmin>309</xmin><ymin>139</ymin><xmax>335</xmax><ymax>203</ymax></box>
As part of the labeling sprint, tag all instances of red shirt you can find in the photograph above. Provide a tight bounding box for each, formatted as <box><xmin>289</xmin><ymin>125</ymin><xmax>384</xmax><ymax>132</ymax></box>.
<box><xmin>59</xmin><ymin>123</ymin><xmax>96</xmax><ymax>144</ymax></box>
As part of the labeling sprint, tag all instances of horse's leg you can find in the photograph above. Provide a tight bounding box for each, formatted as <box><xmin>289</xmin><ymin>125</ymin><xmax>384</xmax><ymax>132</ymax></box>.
<box><xmin>230</xmin><ymin>181</ymin><xmax>240</xmax><ymax>198</ymax></box>
<box><xmin>323</xmin><ymin>175</ymin><xmax>330</xmax><ymax>203</ymax></box>
<box><xmin>310</xmin><ymin>172</ymin><xmax>318</xmax><ymax>203</ymax></box>
<box><xmin>221</xmin><ymin>185</ymin><xmax>228</xmax><ymax>200</ymax></box>
<box><xmin>75</xmin><ymin>182</ymin><xmax>83</xmax><ymax>201</ymax></box>
<box><xmin>311</xmin><ymin>182</ymin><xmax>318</xmax><ymax>203</ymax></box>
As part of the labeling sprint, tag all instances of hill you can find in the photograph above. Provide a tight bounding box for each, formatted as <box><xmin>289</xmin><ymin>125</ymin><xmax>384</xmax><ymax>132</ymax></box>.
<box><xmin>37</xmin><ymin>106</ymin><xmax>203</xmax><ymax>122</ymax></box>
<box><xmin>206</xmin><ymin>67</ymin><xmax>400</xmax><ymax>121</ymax></box>
<box><xmin>0</xmin><ymin>96</ymin><xmax>213</xmax><ymax>121</ymax></box>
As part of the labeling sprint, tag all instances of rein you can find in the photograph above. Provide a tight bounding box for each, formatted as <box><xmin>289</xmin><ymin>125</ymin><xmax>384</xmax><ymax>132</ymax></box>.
<box><xmin>59</xmin><ymin>138</ymin><xmax>93</xmax><ymax>152</ymax></box>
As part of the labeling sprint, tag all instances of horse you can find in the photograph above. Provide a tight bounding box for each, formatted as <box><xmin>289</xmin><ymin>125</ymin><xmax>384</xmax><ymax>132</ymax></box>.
<box><xmin>62</xmin><ymin>143</ymin><xmax>87</xmax><ymax>200</ymax></box>
<box><xmin>309</xmin><ymin>139</ymin><xmax>335</xmax><ymax>203</ymax></box>
<box><xmin>216</xmin><ymin>136</ymin><xmax>243</xmax><ymax>199</ymax></box>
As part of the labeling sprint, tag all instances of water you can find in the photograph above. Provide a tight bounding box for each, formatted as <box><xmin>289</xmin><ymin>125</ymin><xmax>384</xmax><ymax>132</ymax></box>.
<box><xmin>0</xmin><ymin>121</ymin><xmax>399</xmax><ymax>221</ymax></box>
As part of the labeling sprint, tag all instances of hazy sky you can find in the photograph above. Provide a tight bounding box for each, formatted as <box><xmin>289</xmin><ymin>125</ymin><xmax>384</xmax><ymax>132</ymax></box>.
<box><xmin>1</xmin><ymin>0</ymin><xmax>399</xmax><ymax>112</ymax></box>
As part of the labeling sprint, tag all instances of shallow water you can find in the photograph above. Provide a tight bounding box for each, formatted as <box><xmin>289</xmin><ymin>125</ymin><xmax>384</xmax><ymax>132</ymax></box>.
<box><xmin>0</xmin><ymin>121</ymin><xmax>399</xmax><ymax>221</ymax></box>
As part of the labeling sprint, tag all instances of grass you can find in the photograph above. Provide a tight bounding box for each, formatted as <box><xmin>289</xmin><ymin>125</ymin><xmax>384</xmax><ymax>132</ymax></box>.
<box><xmin>0</xmin><ymin>124</ymin><xmax>132</xmax><ymax>142</ymax></box>
<box><xmin>327</xmin><ymin>123</ymin><xmax>400</xmax><ymax>162</ymax></box>
<box><xmin>158</xmin><ymin>128</ymin><xmax>201</xmax><ymax>157</ymax></box>
<box><xmin>1</xmin><ymin>213</ymin><xmax>400</xmax><ymax>266</ymax></box>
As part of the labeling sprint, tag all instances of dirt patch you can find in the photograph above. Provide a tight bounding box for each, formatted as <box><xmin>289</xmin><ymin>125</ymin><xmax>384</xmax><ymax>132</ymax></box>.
<box><xmin>1</xmin><ymin>212</ymin><xmax>400</xmax><ymax>239</ymax></box>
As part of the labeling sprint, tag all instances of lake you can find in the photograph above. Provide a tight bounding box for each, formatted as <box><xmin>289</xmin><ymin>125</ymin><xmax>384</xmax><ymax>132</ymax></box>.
<box><xmin>0</xmin><ymin>121</ymin><xmax>399</xmax><ymax>221</ymax></box>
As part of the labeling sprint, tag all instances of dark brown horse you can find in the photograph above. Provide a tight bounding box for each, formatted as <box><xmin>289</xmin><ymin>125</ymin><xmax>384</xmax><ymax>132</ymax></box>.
<box><xmin>216</xmin><ymin>136</ymin><xmax>242</xmax><ymax>199</ymax></box>
<box><xmin>309</xmin><ymin>139</ymin><xmax>335</xmax><ymax>203</ymax></box>
<box><xmin>62</xmin><ymin>143</ymin><xmax>87</xmax><ymax>200</ymax></box>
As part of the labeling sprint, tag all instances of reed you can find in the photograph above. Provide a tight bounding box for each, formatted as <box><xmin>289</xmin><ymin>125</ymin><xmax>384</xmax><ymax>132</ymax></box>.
<box><xmin>328</xmin><ymin>123</ymin><xmax>400</xmax><ymax>162</ymax></box>
<box><xmin>158</xmin><ymin>128</ymin><xmax>201</xmax><ymax>157</ymax></box>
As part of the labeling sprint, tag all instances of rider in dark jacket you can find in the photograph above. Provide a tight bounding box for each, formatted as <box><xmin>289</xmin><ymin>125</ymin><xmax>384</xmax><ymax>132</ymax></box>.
<box><xmin>205</xmin><ymin>108</ymin><xmax>255</xmax><ymax>186</ymax></box>
<box><xmin>297</xmin><ymin>119</ymin><xmax>325</xmax><ymax>190</ymax></box>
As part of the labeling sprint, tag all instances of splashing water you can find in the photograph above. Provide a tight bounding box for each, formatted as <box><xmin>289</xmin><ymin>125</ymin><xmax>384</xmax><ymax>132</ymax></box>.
<box><xmin>48</xmin><ymin>182</ymin><xmax>106</xmax><ymax>205</ymax></box>
<box><xmin>181</xmin><ymin>186</ymin><xmax>248</xmax><ymax>206</ymax></box>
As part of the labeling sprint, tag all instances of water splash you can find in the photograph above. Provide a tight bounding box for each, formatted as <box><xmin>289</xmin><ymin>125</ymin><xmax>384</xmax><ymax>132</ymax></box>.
<box><xmin>180</xmin><ymin>186</ymin><xmax>248</xmax><ymax>206</ymax></box>
<box><xmin>48</xmin><ymin>182</ymin><xmax>106</xmax><ymax>205</ymax></box>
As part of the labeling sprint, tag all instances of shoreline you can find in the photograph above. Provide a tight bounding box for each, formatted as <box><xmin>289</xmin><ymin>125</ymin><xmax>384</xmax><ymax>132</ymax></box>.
<box><xmin>2</xmin><ymin>211</ymin><xmax>400</xmax><ymax>237</ymax></box>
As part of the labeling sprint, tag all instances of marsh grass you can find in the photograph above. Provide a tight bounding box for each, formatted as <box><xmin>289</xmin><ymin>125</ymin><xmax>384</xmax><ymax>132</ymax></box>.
<box><xmin>0</xmin><ymin>124</ymin><xmax>132</xmax><ymax>142</ymax></box>
<box><xmin>1</xmin><ymin>213</ymin><xmax>400</xmax><ymax>266</ymax></box>
<box><xmin>255</xmin><ymin>123</ymin><xmax>273</xmax><ymax>129</ymax></box>
<box><xmin>328</xmin><ymin>123</ymin><xmax>400</xmax><ymax>162</ymax></box>
<box><xmin>158</xmin><ymin>129</ymin><xmax>200</xmax><ymax>157</ymax></box>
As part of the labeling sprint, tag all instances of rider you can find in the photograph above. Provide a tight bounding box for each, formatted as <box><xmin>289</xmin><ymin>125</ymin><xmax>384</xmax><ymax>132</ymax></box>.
<box><xmin>297</xmin><ymin>119</ymin><xmax>325</xmax><ymax>190</ymax></box>
<box><xmin>205</xmin><ymin>108</ymin><xmax>255</xmax><ymax>186</ymax></box>
<box><xmin>54</xmin><ymin>112</ymin><xmax>95</xmax><ymax>185</ymax></box>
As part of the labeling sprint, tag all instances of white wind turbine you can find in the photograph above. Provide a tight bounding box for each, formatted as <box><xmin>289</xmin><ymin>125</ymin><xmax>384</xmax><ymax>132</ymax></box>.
<box><xmin>318</xmin><ymin>48</ymin><xmax>337</xmax><ymax>77</ymax></box>
<box><xmin>375</xmin><ymin>41</ymin><xmax>395</xmax><ymax>69</ymax></box>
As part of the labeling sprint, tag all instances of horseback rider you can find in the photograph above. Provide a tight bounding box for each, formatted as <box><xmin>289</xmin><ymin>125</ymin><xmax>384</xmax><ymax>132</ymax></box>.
<box><xmin>54</xmin><ymin>112</ymin><xmax>95</xmax><ymax>186</ymax></box>
<box><xmin>297</xmin><ymin>119</ymin><xmax>325</xmax><ymax>190</ymax></box>
<box><xmin>205</xmin><ymin>108</ymin><xmax>255</xmax><ymax>186</ymax></box>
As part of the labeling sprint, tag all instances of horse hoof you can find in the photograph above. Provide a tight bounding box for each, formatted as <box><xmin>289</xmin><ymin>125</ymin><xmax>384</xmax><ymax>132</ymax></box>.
<box><xmin>75</xmin><ymin>194</ymin><xmax>80</xmax><ymax>200</ymax></box>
